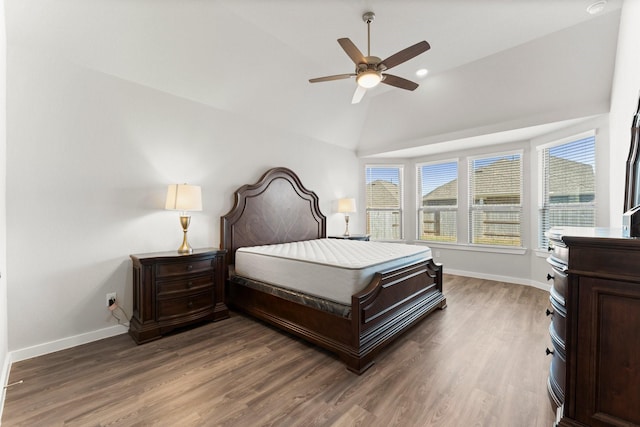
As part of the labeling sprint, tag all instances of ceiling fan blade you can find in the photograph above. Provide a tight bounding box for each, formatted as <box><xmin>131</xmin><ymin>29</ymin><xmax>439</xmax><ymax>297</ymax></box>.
<box><xmin>338</xmin><ymin>38</ymin><xmax>367</xmax><ymax>65</ymax></box>
<box><xmin>381</xmin><ymin>74</ymin><xmax>419</xmax><ymax>91</ymax></box>
<box><xmin>309</xmin><ymin>73</ymin><xmax>355</xmax><ymax>83</ymax></box>
<box><xmin>379</xmin><ymin>40</ymin><xmax>430</xmax><ymax>70</ymax></box>
<box><xmin>351</xmin><ymin>85</ymin><xmax>367</xmax><ymax>104</ymax></box>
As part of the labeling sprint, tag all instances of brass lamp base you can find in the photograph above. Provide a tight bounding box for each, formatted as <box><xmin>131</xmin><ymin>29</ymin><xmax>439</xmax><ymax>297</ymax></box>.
<box><xmin>177</xmin><ymin>215</ymin><xmax>193</xmax><ymax>254</ymax></box>
<box><xmin>343</xmin><ymin>214</ymin><xmax>350</xmax><ymax>236</ymax></box>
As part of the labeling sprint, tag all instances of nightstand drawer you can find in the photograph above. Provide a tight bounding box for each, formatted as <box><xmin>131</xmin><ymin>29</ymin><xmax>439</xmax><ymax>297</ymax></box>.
<box><xmin>157</xmin><ymin>274</ymin><xmax>213</xmax><ymax>296</ymax></box>
<box><xmin>156</xmin><ymin>259</ymin><xmax>213</xmax><ymax>278</ymax></box>
<box><xmin>157</xmin><ymin>292</ymin><xmax>214</xmax><ymax>321</ymax></box>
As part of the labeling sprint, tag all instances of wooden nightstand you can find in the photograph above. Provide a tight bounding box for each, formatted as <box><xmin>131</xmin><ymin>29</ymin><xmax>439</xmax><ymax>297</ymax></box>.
<box><xmin>328</xmin><ymin>234</ymin><xmax>370</xmax><ymax>241</ymax></box>
<box><xmin>128</xmin><ymin>248</ymin><xmax>228</xmax><ymax>344</ymax></box>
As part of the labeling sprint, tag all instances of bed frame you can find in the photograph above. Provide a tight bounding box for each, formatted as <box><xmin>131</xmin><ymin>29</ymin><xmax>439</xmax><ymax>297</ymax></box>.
<box><xmin>221</xmin><ymin>167</ymin><xmax>446</xmax><ymax>374</ymax></box>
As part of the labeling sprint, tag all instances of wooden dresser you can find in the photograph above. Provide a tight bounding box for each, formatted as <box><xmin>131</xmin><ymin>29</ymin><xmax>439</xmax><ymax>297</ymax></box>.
<box><xmin>547</xmin><ymin>227</ymin><xmax>640</xmax><ymax>427</ymax></box>
<box><xmin>129</xmin><ymin>248</ymin><xmax>228</xmax><ymax>344</ymax></box>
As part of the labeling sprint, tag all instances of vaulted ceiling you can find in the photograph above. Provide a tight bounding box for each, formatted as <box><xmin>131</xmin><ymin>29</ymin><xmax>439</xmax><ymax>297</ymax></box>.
<box><xmin>6</xmin><ymin>0</ymin><xmax>623</xmax><ymax>157</ymax></box>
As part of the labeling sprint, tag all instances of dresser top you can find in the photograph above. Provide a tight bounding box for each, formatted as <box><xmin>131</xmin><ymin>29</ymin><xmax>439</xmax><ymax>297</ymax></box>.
<box><xmin>130</xmin><ymin>248</ymin><xmax>224</xmax><ymax>261</ymax></box>
<box><xmin>547</xmin><ymin>227</ymin><xmax>624</xmax><ymax>240</ymax></box>
<box><xmin>548</xmin><ymin>227</ymin><xmax>640</xmax><ymax>248</ymax></box>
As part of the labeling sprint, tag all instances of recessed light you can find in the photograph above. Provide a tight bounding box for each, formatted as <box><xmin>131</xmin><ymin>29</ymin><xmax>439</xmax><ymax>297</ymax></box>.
<box><xmin>586</xmin><ymin>0</ymin><xmax>607</xmax><ymax>15</ymax></box>
<box><xmin>416</xmin><ymin>68</ymin><xmax>429</xmax><ymax>78</ymax></box>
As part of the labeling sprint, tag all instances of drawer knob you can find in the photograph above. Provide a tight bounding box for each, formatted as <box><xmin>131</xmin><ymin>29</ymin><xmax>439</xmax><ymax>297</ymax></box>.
<box><xmin>547</xmin><ymin>273</ymin><xmax>554</xmax><ymax>281</ymax></box>
<box><xmin>187</xmin><ymin>300</ymin><xmax>193</xmax><ymax>308</ymax></box>
<box><xmin>187</xmin><ymin>281</ymin><xmax>193</xmax><ymax>288</ymax></box>
<box><xmin>186</xmin><ymin>265</ymin><xmax>193</xmax><ymax>271</ymax></box>
<box><xmin>546</xmin><ymin>308</ymin><xmax>554</xmax><ymax>317</ymax></box>
<box><xmin>546</xmin><ymin>347</ymin><xmax>554</xmax><ymax>356</ymax></box>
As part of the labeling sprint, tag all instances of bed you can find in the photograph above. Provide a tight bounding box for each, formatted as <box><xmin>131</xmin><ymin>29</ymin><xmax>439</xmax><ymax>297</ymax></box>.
<box><xmin>220</xmin><ymin>167</ymin><xmax>446</xmax><ymax>374</ymax></box>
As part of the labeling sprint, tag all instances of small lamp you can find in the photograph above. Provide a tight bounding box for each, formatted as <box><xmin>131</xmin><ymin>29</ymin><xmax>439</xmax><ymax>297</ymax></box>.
<box><xmin>338</xmin><ymin>198</ymin><xmax>356</xmax><ymax>236</ymax></box>
<box><xmin>165</xmin><ymin>184</ymin><xmax>202</xmax><ymax>254</ymax></box>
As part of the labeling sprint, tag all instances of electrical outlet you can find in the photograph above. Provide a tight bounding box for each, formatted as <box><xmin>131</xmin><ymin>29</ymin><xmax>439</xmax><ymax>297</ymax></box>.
<box><xmin>106</xmin><ymin>292</ymin><xmax>117</xmax><ymax>308</ymax></box>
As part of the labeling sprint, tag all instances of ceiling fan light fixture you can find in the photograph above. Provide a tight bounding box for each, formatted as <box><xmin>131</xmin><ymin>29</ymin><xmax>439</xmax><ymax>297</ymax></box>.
<box><xmin>357</xmin><ymin>70</ymin><xmax>382</xmax><ymax>88</ymax></box>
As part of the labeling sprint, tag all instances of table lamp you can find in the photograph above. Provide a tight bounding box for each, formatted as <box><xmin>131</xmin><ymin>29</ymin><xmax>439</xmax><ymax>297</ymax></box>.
<box><xmin>165</xmin><ymin>184</ymin><xmax>202</xmax><ymax>253</ymax></box>
<box><xmin>338</xmin><ymin>198</ymin><xmax>356</xmax><ymax>236</ymax></box>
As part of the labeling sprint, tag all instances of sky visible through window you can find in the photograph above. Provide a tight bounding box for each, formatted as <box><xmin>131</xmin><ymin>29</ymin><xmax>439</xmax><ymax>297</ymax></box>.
<box><xmin>366</xmin><ymin>167</ymin><xmax>400</xmax><ymax>184</ymax></box>
<box><xmin>420</xmin><ymin>162</ymin><xmax>458</xmax><ymax>196</ymax></box>
<box><xmin>549</xmin><ymin>136</ymin><xmax>595</xmax><ymax>169</ymax></box>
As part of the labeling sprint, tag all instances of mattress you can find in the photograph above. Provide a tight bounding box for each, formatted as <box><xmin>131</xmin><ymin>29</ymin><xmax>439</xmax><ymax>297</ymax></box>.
<box><xmin>234</xmin><ymin>238</ymin><xmax>432</xmax><ymax>305</ymax></box>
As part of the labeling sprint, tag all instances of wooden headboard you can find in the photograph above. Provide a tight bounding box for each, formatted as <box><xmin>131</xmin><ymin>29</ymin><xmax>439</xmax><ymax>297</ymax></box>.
<box><xmin>220</xmin><ymin>167</ymin><xmax>327</xmax><ymax>264</ymax></box>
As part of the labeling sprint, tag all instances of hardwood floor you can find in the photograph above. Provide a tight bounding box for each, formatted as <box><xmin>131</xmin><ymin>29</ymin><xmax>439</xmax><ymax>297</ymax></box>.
<box><xmin>2</xmin><ymin>275</ymin><xmax>556</xmax><ymax>426</ymax></box>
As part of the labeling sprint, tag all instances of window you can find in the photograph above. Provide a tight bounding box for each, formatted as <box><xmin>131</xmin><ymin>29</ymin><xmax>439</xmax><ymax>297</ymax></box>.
<box><xmin>417</xmin><ymin>160</ymin><xmax>458</xmax><ymax>242</ymax></box>
<box><xmin>469</xmin><ymin>152</ymin><xmax>522</xmax><ymax>247</ymax></box>
<box><xmin>365</xmin><ymin>165</ymin><xmax>403</xmax><ymax>240</ymax></box>
<box><xmin>539</xmin><ymin>134</ymin><xmax>596</xmax><ymax>248</ymax></box>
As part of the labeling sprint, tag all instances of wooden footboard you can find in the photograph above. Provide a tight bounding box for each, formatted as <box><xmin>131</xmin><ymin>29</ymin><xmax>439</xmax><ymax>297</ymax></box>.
<box><xmin>349</xmin><ymin>258</ymin><xmax>446</xmax><ymax>373</ymax></box>
<box><xmin>228</xmin><ymin>258</ymin><xmax>446</xmax><ymax>374</ymax></box>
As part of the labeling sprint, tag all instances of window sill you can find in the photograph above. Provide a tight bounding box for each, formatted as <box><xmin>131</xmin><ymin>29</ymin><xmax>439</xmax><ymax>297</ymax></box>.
<box><xmin>410</xmin><ymin>240</ymin><xmax>528</xmax><ymax>255</ymax></box>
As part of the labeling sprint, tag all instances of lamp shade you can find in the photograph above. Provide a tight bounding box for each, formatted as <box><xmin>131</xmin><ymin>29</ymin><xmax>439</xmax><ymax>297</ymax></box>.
<box><xmin>338</xmin><ymin>198</ymin><xmax>357</xmax><ymax>213</ymax></box>
<box><xmin>165</xmin><ymin>184</ymin><xmax>202</xmax><ymax>211</ymax></box>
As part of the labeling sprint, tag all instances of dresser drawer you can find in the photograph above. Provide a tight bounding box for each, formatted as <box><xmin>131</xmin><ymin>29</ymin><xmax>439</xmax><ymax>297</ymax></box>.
<box><xmin>156</xmin><ymin>259</ymin><xmax>213</xmax><ymax>278</ymax></box>
<box><xmin>157</xmin><ymin>274</ymin><xmax>213</xmax><ymax>296</ymax></box>
<box><xmin>548</xmin><ymin>336</ymin><xmax>566</xmax><ymax>405</ymax></box>
<box><xmin>157</xmin><ymin>292</ymin><xmax>214</xmax><ymax>321</ymax></box>
<box><xmin>549</xmin><ymin>239</ymin><xmax>568</xmax><ymax>264</ymax></box>
<box><xmin>548</xmin><ymin>297</ymin><xmax>566</xmax><ymax>349</ymax></box>
<box><xmin>549</xmin><ymin>268</ymin><xmax>567</xmax><ymax>305</ymax></box>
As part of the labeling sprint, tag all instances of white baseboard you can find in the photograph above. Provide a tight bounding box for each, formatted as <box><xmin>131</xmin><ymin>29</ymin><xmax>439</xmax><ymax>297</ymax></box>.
<box><xmin>445</xmin><ymin>268</ymin><xmax>551</xmax><ymax>292</ymax></box>
<box><xmin>9</xmin><ymin>324</ymin><xmax>128</xmax><ymax>363</ymax></box>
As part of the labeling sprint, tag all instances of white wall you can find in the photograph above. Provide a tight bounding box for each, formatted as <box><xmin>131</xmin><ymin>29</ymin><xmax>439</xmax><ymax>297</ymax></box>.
<box><xmin>6</xmin><ymin>47</ymin><xmax>360</xmax><ymax>357</ymax></box>
<box><xmin>0</xmin><ymin>0</ymin><xmax>9</xmax><ymax>412</ymax></box>
<box><xmin>609</xmin><ymin>0</ymin><xmax>640</xmax><ymax>225</ymax></box>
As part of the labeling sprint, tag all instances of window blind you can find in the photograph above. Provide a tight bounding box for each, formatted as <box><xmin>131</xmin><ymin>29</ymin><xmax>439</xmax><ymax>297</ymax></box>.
<box><xmin>539</xmin><ymin>136</ymin><xmax>596</xmax><ymax>248</ymax></box>
<box><xmin>365</xmin><ymin>166</ymin><xmax>403</xmax><ymax>240</ymax></box>
<box><xmin>469</xmin><ymin>153</ymin><xmax>522</xmax><ymax>247</ymax></box>
<box><xmin>417</xmin><ymin>161</ymin><xmax>458</xmax><ymax>242</ymax></box>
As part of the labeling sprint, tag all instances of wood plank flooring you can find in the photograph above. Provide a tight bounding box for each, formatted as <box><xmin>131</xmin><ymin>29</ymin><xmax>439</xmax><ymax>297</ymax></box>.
<box><xmin>2</xmin><ymin>275</ymin><xmax>557</xmax><ymax>426</ymax></box>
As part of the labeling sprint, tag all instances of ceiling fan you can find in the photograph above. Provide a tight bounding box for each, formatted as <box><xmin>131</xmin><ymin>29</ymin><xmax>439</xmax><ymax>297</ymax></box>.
<box><xmin>309</xmin><ymin>12</ymin><xmax>430</xmax><ymax>104</ymax></box>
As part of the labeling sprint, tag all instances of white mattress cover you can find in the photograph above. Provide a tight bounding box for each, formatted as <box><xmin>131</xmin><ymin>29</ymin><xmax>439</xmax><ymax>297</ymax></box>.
<box><xmin>234</xmin><ymin>238</ymin><xmax>432</xmax><ymax>305</ymax></box>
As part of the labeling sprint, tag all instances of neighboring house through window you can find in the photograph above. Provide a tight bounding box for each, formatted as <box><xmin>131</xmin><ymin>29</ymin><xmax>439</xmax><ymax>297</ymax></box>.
<box><xmin>417</xmin><ymin>160</ymin><xmax>458</xmax><ymax>242</ymax></box>
<box><xmin>539</xmin><ymin>133</ymin><xmax>596</xmax><ymax>248</ymax></box>
<box><xmin>469</xmin><ymin>152</ymin><xmax>523</xmax><ymax>247</ymax></box>
<box><xmin>365</xmin><ymin>165</ymin><xmax>403</xmax><ymax>240</ymax></box>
